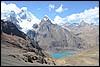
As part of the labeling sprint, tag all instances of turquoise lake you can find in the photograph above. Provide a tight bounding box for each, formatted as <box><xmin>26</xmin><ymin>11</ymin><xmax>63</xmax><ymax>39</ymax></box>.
<box><xmin>50</xmin><ymin>52</ymin><xmax>76</xmax><ymax>58</ymax></box>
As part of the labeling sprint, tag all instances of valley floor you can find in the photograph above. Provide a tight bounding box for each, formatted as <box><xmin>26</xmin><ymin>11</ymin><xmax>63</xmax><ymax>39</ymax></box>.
<box><xmin>54</xmin><ymin>47</ymin><xmax>99</xmax><ymax>66</ymax></box>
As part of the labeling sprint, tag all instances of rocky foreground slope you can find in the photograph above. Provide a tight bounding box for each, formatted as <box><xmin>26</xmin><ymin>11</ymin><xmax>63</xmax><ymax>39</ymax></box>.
<box><xmin>1</xmin><ymin>20</ymin><xmax>55</xmax><ymax>66</ymax></box>
<box><xmin>1</xmin><ymin>32</ymin><xmax>99</xmax><ymax>66</ymax></box>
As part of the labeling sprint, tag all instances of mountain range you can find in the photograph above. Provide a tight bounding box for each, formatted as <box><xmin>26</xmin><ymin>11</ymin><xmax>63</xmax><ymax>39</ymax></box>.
<box><xmin>1</xmin><ymin>9</ymin><xmax>99</xmax><ymax>54</ymax></box>
<box><xmin>1</xmin><ymin>6</ymin><xmax>99</xmax><ymax>66</ymax></box>
<box><xmin>27</xmin><ymin>15</ymin><xmax>85</xmax><ymax>54</ymax></box>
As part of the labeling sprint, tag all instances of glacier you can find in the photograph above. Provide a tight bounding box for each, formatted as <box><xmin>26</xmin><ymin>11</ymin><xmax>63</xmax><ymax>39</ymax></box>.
<box><xmin>1</xmin><ymin>2</ymin><xmax>40</xmax><ymax>34</ymax></box>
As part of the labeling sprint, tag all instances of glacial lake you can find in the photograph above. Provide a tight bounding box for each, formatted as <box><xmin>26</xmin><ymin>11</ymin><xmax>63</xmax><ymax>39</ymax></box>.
<box><xmin>50</xmin><ymin>52</ymin><xmax>76</xmax><ymax>58</ymax></box>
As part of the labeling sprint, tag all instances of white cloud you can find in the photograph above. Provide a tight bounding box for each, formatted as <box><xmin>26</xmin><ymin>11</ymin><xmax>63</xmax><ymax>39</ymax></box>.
<box><xmin>66</xmin><ymin>7</ymin><xmax>99</xmax><ymax>24</ymax></box>
<box><xmin>55</xmin><ymin>4</ymin><xmax>68</xmax><ymax>13</ymax></box>
<box><xmin>67</xmin><ymin>13</ymin><xmax>79</xmax><ymax>21</ymax></box>
<box><xmin>49</xmin><ymin>4</ymin><xmax>55</xmax><ymax>11</ymax></box>
<box><xmin>53</xmin><ymin>15</ymin><xmax>67</xmax><ymax>25</ymax></box>
<box><xmin>53</xmin><ymin>7</ymin><xmax>99</xmax><ymax>25</ymax></box>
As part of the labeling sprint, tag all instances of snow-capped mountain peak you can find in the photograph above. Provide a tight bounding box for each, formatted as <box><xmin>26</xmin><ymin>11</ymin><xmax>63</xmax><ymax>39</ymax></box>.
<box><xmin>42</xmin><ymin>15</ymin><xmax>50</xmax><ymax>21</ymax></box>
<box><xmin>1</xmin><ymin>2</ymin><xmax>40</xmax><ymax>34</ymax></box>
<box><xmin>40</xmin><ymin>15</ymin><xmax>53</xmax><ymax>25</ymax></box>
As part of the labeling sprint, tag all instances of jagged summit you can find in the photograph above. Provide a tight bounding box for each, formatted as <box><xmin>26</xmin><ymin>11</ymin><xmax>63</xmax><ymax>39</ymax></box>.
<box><xmin>43</xmin><ymin>17</ymin><xmax>49</xmax><ymax>21</ymax></box>
<box><xmin>79</xmin><ymin>20</ymin><xmax>89</xmax><ymax>27</ymax></box>
<box><xmin>42</xmin><ymin>15</ymin><xmax>50</xmax><ymax>21</ymax></box>
<box><xmin>80</xmin><ymin>20</ymin><xmax>86</xmax><ymax>25</ymax></box>
<box><xmin>40</xmin><ymin>15</ymin><xmax>53</xmax><ymax>25</ymax></box>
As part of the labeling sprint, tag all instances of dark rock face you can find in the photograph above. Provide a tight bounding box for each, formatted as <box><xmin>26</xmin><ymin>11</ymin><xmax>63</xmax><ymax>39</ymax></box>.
<box><xmin>1</xmin><ymin>20</ymin><xmax>26</xmax><ymax>39</ymax></box>
<box><xmin>27</xmin><ymin>30</ymin><xmax>36</xmax><ymax>39</ymax></box>
<box><xmin>10</xmin><ymin>11</ymin><xmax>18</xmax><ymax>23</ymax></box>
<box><xmin>33</xmin><ymin>23</ymin><xmax>38</xmax><ymax>29</ymax></box>
<box><xmin>18</xmin><ymin>9</ymin><xmax>27</xmax><ymax>19</ymax></box>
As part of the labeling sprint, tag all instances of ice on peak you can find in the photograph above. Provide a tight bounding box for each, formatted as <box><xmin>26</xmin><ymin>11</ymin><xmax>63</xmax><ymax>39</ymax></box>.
<box><xmin>21</xmin><ymin>7</ymin><xmax>27</xmax><ymax>12</ymax></box>
<box><xmin>1</xmin><ymin>2</ymin><xmax>20</xmax><ymax>14</ymax></box>
<box><xmin>43</xmin><ymin>18</ymin><xmax>48</xmax><ymax>21</ymax></box>
<box><xmin>43</xmin><ymin>15</ymin><xmax>50</xmax><ymax>21</ymax></box>
<box><xmin>43</xmin><ymin>15</ymin><xmax>48</xmax><ymax>21</ymax></box>
<box><xmin>1</xmin><ymin>2</ymin><xmax>40</xmax><ymax>34</ymax></box>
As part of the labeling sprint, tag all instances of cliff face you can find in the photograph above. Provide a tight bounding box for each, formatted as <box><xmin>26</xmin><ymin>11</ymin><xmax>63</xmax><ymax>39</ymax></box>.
<box><xmin>1</xmin><ymin>20</ymin><xmax>55</xmax><ymax>66</ymax></box>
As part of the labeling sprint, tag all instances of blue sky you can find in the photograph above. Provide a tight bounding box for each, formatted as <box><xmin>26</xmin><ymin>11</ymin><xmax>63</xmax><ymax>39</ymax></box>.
<box><xmin>2</xmin><ymin>1</ymin><xmax>99</xmax><ymax>25</ymax></box>
<box><xmin>4</xmin><ymin>1</ymin><xmax>99</xmax><ymax>19</ymax></box>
